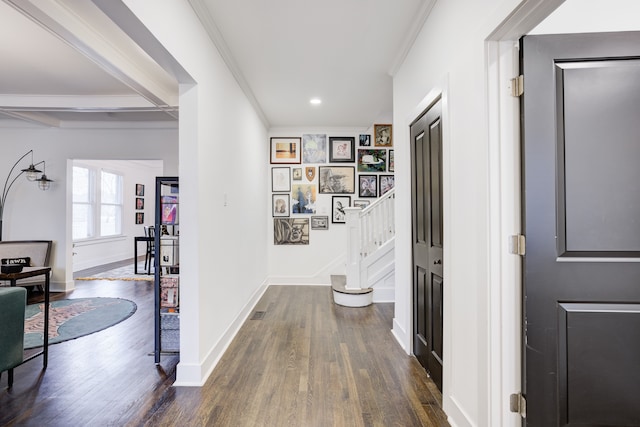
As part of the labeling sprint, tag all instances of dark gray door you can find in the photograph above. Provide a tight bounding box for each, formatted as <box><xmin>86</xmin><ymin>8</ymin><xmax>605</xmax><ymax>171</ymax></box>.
<box><xmin>410</xmin><ymin>97</ymin><xmax>443</xmax><ymax>391</ymax></box>
<box><xmin>521</xmin><ymin>32</ymin><xmax>640</xmax><ymax>427</ymax></box>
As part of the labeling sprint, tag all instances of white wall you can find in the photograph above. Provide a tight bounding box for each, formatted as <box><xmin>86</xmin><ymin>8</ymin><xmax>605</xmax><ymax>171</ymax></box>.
<box><xmin>394</xmin><ymin>1</ymin><xmax>640</xmax><ymax>426</ymax></box>
<box><xmin>124</xmin><ymin>1</ymin><xmax>270</xmax><ymax>386</ymax></box>
<box><xmin>0</xmin><ymin>126</ymin><xmax>177</xmax><ymax>291</ymax></box>
<box><xmin>392</xmin><ymin>0</ymin><xmax>524</xmax><ymax>426</ymax></box>
<box><xmin>71</xmin><ymin>159</ymin><xmax>164</xmax><ymax>272</ymax></box>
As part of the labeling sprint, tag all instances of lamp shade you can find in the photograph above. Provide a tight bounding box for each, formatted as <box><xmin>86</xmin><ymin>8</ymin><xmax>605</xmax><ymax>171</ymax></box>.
<box><xmin>36</xmin><ymin>174</ymin><xmax>53</xmax><ymax>190</ymax></box>
<box><xmin>21</xmin><ymin>164</ymin><xmax>43</xmax><ymax>181</ymax></box>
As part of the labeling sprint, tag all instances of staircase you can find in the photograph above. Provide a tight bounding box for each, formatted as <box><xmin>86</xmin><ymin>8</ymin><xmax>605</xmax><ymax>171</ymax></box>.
<box><xmin>332</xmin><ymin>189</ymin><xmax>396</xmax><ymax>307</ymax></box>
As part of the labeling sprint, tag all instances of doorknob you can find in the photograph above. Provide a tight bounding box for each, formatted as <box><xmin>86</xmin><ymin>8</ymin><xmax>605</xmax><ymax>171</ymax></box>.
<box><xmin>434</xmin><ymin>259</ymin><xmax>442</xmax><ymax>265</ymax></box>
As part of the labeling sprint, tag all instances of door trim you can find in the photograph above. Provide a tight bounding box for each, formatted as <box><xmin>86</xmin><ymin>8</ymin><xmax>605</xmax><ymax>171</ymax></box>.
<box><xmin>485</xmin><ymin>1</ymin><xmax>565</xmax><ymax>425</ymax></box>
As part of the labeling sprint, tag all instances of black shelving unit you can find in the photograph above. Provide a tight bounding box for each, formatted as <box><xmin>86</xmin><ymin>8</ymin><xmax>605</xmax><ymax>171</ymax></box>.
<box><xmin>154</xmin><ymin>176</ymin><xmax>179</xmax><ymax>364</ymax></box>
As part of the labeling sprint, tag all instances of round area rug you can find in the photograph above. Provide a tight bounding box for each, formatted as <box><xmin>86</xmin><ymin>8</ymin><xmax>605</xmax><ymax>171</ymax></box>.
<box><xmin>24</xmin><ymin>297</ymin><xmax>137</xmax><ymax>349</ymax></box>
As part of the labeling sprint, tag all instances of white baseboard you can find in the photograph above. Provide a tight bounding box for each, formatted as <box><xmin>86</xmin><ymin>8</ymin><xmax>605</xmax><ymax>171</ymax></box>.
<box><xmin>392</xmin><ymin>317</ymin><xmax>409</xmax><ymax>354</ymax></box>
<box><xmin>174</xmin><ymin>280</ymin><xmax>269</xmax><ymax>387</ymax></box>
<box><xmin>372</xmin><ymin>286</ymin><xmax>394</xmax><ymax>302</ymax></box>
<box><xmin>445</xmin><ymin>395</ymin><xmax>475</xmax><ymax>427</ymax></box>
<box><xmin>51</xmin><ymin>280</ymin><xmax>75</xmax><ymax>292</ymax></box>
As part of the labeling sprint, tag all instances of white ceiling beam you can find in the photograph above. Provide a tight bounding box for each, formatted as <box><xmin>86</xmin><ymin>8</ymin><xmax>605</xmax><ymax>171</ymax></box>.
<box><xmin>4</xmin><ymin>0</ymin><xmax>178</xmax><ymax>109</ymax></box>
<box><xmin>0</xmin><ymin>94</ymin><xmax>157</xmax><ymax>109</ymax></box>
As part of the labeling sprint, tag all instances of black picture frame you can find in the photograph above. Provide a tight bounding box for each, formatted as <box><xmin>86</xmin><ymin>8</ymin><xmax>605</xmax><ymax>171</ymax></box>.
<box><xmin>359</xmin><ymin>134</ymin><xmax>371</xmax><ymax>147</ymax></box>
<box><xmin>135</xmin><ymin>197</ymin><xmax>144</xmax><ymax>210</ymax></box>
<box><xmin>380</xmin><ymin>174</ymin><xmax>395</xmax><ymax>195</ymax></box>
<box><xmin>135</xmin><ymin>212</ymin><xmax>144</xmax><ymax>224</ymax></box>
<box><xmin>329</xmin><ymin>137</ymin><xmax>355</xmax><ymax>162</ymax></box>
<box><xmin>135</xmin><ymin>183</ymin><xmax>144</xmax><ymax>196</ymax></box>
<box><xmin>332</xmin><ymin>196</ymin><xmax>350</xmax><ymax>224</ymax></box>
<box><xmin>358</xmin><ymin>175</ymin><xmax>378</xmax><ymax>198</ymax></box>
<box><xmin>357</xmin><ymin>149</ymin><xmax>387</xmax><ymax>173</ymax></box>
<box><xmin>272</xmin><ymin>194</ymin><xmax>290</xmax><ymax>217</ymax></box>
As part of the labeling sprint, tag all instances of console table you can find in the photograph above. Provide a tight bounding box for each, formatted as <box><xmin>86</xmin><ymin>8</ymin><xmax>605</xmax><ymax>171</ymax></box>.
<box><xmin>0</xmin><ymin>267</ymin><xmax>51</xmax><ymax>369</ymax></box>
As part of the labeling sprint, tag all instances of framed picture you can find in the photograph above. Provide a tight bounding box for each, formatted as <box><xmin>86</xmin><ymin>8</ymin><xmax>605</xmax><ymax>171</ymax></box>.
<box><xmin>274</xmin><ymin>218</ymin><xmax>309</xmax><ymax>245</ymax></box>
<box><xmin>302</xmin><ymin>134</ymin><xmax>327</xmax><ymax>163</ymax></box>
<box><xmin>272</xmin><ymin>167</ymin><xmax>291</xmax><ymax>192</ymax></box>
<box><xmin>272</xmin><ymin>194</ymin><xmax>290</xmax><ymax>217</ymax></box>
<box><xmin>291</xmin><ymin>184</ymin><xmax>317</xmax><ymax>214</ymax></box>
<box><xmin>135</xmin><ymin>183</ymin><xmax>144</xmax><ymax>196</ymax></box>
<box><xmin>161</xmin><ymin>198</ymin><xmax>178</xmax><ymax>224</ymax></box>
<box><xmin>135</xmin><ymin>212</ymin><xmax>144</xmax><ymax>224</ymax></box>
<box><xmin>374</xmin><ymin>124</ymin><xmax>393</xmax><ymax>147</ymax></box>
<box><xmin>359</xmin><ymin>175</ymin><xmax>378</xmax><ymax>198</ymax></box>
<box><xmin>329</xmin><ymin>137</ymin><xmax>355</xmax><ymax>162</ymax></box>
<box><xmin>380</xmin><ymin>175</ymin><xmax>395</xmax><ymax>195</ymax></box>
<box><xmin>359</xmin><ymin>134</ymin><xmax>371</xmax><ymax>147</ymax></box>
<box><xmin>135</xmin><ymin>197</ymin><xmax>144</xmax><ymax>210</ymax></box>
<box><xmin>357</xmin><ymin>149</ymin><xmax>387</xmax><ymax>173</ymax></box>
<box><xmin>270</xmin><ymin>137</ymin><xmax>301</xmax><ymax>164</ymax></box>
<box><xmin>318</xmin><ymin>166</ymin><xmax>355</xmax><ymax>194</ymax></box>
<box><xmin>353</xmin><ymin>200</ymin><xmax>370</xmax><ymax>209</ymax></box>
<box><xmin>332</xmin><ymin>196</ymin><xmax>351</xmax><ymax>223</ymax></box>
<box><xmin>388</xmin><ymin>149</ymin><xmax>395</xmax><ymax>172</ymax></box>
<box><xmin>310</xmin><ymin>216</ymin><xmax>329</xmax><ymax>230</ymax></box>
<box><xmin>292</xmin><ymin>168</ymin><xmax>302</xmax><ymax>181</ymax></box>
<box><xmin>305</xmin><ymin>167</ymin><xmax>315</xmax><ymax>182</ymax></box>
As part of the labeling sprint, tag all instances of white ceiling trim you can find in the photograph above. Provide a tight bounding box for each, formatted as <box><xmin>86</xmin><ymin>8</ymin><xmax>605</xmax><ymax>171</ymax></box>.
<box><xmin>0</xmin><ymin>94</ymin><xmax>157</xmax><ymax>109</ymax></box>
<box><xmin>0</xmin><ymin>109</ymin><xmax>61</xmax><ymax>127</ymax></box>
<box><xmin>388</xmin><ymin>0</ymin><xmax>438</xmax><ymax>77</ymax></box>
<box><xmin>4</xmin><ymin>0</ymin><xmax>178</xmax><ymax>108</ymax></box>
<box><xmin>187</xmin><ymin>0</ymin><xmax>270</xmax><ymax>129</ymax></box>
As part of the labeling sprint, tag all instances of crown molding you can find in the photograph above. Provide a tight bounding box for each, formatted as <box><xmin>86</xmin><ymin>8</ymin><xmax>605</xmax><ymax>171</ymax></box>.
<box><xmin>187</xmin><ymin>0</ymin><xmax>270</xmax><ymax>129</ymax></box>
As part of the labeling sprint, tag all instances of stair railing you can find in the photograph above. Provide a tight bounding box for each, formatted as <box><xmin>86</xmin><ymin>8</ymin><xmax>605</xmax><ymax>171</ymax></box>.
<box><xmin>344</xmin><ymin>188</ymin><xmax>396</xmax><ymax>290</ymax></box>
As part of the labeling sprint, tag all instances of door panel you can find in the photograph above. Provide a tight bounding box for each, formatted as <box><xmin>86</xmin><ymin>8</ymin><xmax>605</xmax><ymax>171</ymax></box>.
<box><xmin>522</xmin><ymin>32</ymin><xmax>640</xmax><ymax>426</ymax></box>
<box><xmin>411</xmin><ymin>97</ymin><xmax>444</xmax><ymax>391</ymax></box>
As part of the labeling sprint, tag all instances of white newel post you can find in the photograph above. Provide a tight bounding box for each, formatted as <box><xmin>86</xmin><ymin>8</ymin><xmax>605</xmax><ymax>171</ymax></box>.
<box><xmin>344</xmin><ymin>207</ymin><xmax>363</xmax><ymax>290</ymax></box>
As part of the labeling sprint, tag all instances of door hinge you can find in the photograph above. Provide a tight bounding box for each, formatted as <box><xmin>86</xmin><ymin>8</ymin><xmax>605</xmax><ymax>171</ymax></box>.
<box><xmin>509</xmin><ymin>234</ymin><xmax>526</xmax><ymax>256</ymax></box>
<box><xmin>510</xmin><ymin>393</ymin><xmax>527</xmax><ymax>418</ymax></box>
<box><xmin>510</xmin><ymin>75</ymin><xmax>524</xmax><ymax>97</ymax></box>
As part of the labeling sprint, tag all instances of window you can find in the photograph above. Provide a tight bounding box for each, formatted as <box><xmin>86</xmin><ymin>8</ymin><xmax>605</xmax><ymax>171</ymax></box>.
<box><xmin>100</xmin><ymin>171</ymin><xmax>123</xmax><ymax>236</ymax></box>
<box><xmin>72</xmin><ymin>165</ymin><xmax>123</xmax><ymax>240</ymax></box>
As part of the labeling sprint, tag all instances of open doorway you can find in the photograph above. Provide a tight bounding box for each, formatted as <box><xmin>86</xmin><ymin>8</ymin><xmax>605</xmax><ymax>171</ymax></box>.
<box><xmin>71</xmin><ymin>159</ymin><xmax>163</xmax><ymax>274</ymax></box>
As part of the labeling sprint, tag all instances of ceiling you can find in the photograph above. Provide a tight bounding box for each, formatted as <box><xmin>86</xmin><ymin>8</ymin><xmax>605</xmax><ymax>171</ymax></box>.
<box><xmin>0</xmin><ymin>0</ymin><xmax>434</xmax><ymax>129</ymax></box>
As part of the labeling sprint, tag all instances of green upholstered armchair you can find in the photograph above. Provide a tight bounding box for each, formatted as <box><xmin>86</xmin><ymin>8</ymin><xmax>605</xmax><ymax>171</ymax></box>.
<box><xmin>0</xmin><ymin>286</ymin><xmax>26</xmax><ymax>388</ymax></box>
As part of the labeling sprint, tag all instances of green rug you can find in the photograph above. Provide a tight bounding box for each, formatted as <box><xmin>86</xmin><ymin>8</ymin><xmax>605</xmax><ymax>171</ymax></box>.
<box><xmin>24</xmin><ymin>297</ymin><xmax>137</xmax><ymax>349</ymax></box>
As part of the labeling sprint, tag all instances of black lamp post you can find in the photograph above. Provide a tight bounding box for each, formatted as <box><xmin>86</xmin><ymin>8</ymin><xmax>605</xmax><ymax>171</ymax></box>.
<box><xmin>0</xmin><ymin>150</ymin><xmax>53</xmax><ymax>241</ymax></box>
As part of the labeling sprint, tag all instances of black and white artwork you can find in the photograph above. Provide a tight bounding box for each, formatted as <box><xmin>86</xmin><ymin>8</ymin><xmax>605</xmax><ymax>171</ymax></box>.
<box><xmin>310</xmin><ymin>216</ymin><xmax>329</xmax><ymax>230</ymax></box>
<box><xmin>318</xmin><ymin>166</ymin><xmax>355</xmax><ymax>194</ymax></box>
<box><xmin>332</xmin><ymin>196</ymin><xmax>350</xmax><ymax>224</ymax></box>
<box><xmin>359</xmin><ymin>175</ymin><xmax>378</xmax><ymax>198</ymax></box>
<box><xmin>274</xmin><ymin>218</ymin><xmax>309</xmax><ymax>245</ymax></box>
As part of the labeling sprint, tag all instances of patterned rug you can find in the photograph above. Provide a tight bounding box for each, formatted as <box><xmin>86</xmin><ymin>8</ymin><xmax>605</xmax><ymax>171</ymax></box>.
<box><xmin>76</xmin><ymin>262</ymin><xmax>154</xmax><ymax>281</ymax></box>
<box><xmin>24</xmin><ymin>297</ymin><xmax>137</xmax><ymax>349</ymax></box>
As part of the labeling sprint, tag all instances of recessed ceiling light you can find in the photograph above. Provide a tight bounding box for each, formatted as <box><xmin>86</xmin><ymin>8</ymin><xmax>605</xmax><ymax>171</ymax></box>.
<box><xmin>310</xmin><ymin>98</ymin><xmax>322</xmax><ymax>105</ymax></box>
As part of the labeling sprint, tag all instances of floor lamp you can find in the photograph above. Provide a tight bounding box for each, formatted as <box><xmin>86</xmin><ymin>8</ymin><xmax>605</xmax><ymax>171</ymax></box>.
<box><xmin>0</xmin><ymin>150</ymin><xmax>53</xmax><ymax>241</ymax></box>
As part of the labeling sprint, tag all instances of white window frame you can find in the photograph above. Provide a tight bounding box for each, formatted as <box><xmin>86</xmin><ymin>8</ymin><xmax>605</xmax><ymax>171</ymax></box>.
<box><xmin>72</xmin><ymin>163</ymin><xmax>124</xmax><ymax>242</ymax></box>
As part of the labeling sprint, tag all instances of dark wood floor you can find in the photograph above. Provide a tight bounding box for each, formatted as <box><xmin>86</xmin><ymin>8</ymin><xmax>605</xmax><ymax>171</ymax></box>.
<box><xmin>1</xmin><ymin>277</ymin><xmax>448</xmax><ymax>426</ymax></box>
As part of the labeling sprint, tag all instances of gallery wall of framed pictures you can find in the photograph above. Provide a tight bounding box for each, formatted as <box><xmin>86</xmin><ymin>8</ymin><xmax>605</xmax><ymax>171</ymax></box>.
<box><xmin>269</xmin><ymin>126</ymin><xmax>395</xmax><ymax>245</ymax></box>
